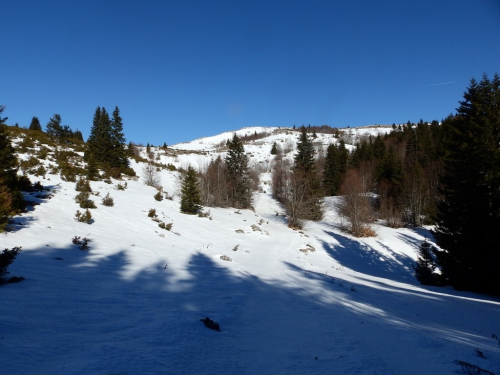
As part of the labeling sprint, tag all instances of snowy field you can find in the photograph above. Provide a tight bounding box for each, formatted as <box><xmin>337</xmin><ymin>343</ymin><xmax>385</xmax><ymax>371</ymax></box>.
<box><xmin>2</xmin><ymin>126</ymin><xmax>499</xmax><ymax>375</ymax></box>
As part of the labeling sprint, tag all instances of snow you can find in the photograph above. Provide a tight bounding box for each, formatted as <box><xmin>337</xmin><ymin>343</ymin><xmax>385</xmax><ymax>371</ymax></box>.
<box><xmin>2</xmin><ymin>126</ymin><xmax>499</xmax><ymax>375</ymax></box>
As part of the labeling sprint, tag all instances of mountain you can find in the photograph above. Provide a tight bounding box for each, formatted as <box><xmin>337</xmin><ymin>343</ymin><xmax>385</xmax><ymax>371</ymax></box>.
<box><xmin>2</xmin><ymin>126</ymin><xmax>499</xmax><ymax>375</ymax></box>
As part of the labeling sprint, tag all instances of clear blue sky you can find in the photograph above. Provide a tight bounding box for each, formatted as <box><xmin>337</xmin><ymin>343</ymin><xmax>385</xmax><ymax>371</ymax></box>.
<box><xmin>3</xmin><ymin>0</ymin><xmax>500</xmax><ymax>145</ymax></box>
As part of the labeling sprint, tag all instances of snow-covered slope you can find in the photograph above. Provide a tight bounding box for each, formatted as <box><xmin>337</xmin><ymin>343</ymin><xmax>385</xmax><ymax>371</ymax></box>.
<box><xmin>2</xmin><ymin>126</ymin><xmax>499</xmax><ymax>375</ymax></box>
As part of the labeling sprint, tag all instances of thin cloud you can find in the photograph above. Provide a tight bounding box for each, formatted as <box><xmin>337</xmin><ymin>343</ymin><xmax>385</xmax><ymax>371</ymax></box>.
<box><xmin>422</xmin><ymin>81</ymin><xmax>455</xmax><ymax>87</ymax></box>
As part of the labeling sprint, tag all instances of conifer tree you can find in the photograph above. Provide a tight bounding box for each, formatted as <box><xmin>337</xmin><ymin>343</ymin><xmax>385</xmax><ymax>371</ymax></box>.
<box><xmin>270</xmin><ymin>142</ymin><xmax>278</xmax><ymax>155</ymax></box>
<box><xmin>0</xmin><ymin>111</ymin><xmax>25</xmax><ymax>219</ymax></box>
<box><xmin>110</xmin><ymin>106</ymin><xmax>128</xmax><ymax>169</ymax></box>
<box><xmin>180</xmin><ymin>165</ymin><xmax>202</xmax><ymax>214</ymax></box>
<box><xmin>225</xmin><ymin>134</ymin><xmax>252</xmax><ymax>209</ymax></box>
<box><xmin>434</xmin><ymin>73</ymin><xmax>500</xmax><ymax>294</ymax></box>
<box><xmin>29</xmin><ymin>117</ymin><xmax>42</xmax><ymax>131</ymax></box>
<box><xmin>414</xmin><ymin>240</ymin><xmax>437</xmax><ymax>285</ymax></box>
<box><xmin>323</xmin><ymin>141</ymin><xmax>348</xmax><ymax>196</ymax></box>
<box><xmin>46</xmin><ymin>114</ymin><xmax>62</xmax><ymax>138</ymax></box>
<box><xmin>294</xmin><ymin>126</ymin><xmax>315</xmax><ymax>173</ymax></box>
<box><xmin>85</xmin><ymin>106</ymin><xmax>128</xmax><ymax>173</ymax></box>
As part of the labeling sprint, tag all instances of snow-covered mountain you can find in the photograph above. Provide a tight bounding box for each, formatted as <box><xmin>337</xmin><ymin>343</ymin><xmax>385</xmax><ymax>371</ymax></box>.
<box><xmin>2</xmin><ymin>126</ymin><xmax>499</xmax><ymax>375</ymax></box>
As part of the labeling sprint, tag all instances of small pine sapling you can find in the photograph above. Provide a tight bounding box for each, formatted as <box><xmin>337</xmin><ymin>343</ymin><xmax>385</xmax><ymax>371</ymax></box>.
<box><xmin>75</xmin><ymin>209</ymin><xmax>93</xmax><ymax>224</ymax></box>
<box><xmin>101</xmin><ymin>193</ymin><xmax>114</xmax><ymax>207</ymax></box>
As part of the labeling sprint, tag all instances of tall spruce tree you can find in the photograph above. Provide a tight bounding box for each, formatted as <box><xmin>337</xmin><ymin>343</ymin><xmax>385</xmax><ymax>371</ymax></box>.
<box><xmin>294</xmin><ymin>126</ymin><xmax>315</xmax><ymax>173</ymax></box>
<box><xmin>180</xmin><ymin>165</ymin><xmax>202</xmax><ymax>214</ymax></box>
<box><xmin>434</xmin><ymin>73</ymin><xmax>500</xmax><ymax>294</ymax></box>
<box><xmin>29</xmin><ymin>117</ymin><xmax>42</xmax><ymax>131</ymax></box>
<box><xmin>46</xmin><ymin>114</ymin><xmax>62</xmax><ymax>138</ymax></box>
<box><xmin>110</xmin><ymin>106</ymin><xmax>128</xmax><ymax>169</ymax></box>
<box><xmin>225</xmin><ymin>134</ymin><xmax>252</xmax><ymax>209</ymax></box>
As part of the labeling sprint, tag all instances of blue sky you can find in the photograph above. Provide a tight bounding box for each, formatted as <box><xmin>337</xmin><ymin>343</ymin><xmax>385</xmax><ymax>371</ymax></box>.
<box><xmin>3</xmin><ymin>0</ymin><xmax>500</xmax><ymax>145</ymax></box>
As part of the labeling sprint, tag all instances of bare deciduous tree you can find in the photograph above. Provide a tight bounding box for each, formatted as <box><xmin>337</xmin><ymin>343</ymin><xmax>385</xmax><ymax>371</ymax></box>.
<box><xmin>337</xmin><ymin>169</ymin><xmax>375</xmax><ymax>237</ymax></box>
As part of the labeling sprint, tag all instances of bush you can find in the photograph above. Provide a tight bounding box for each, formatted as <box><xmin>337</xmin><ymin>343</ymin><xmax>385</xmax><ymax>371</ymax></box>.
<box><xmin>75</xmin><ymin>177</ymin><xmax>92</xmax><ymax>192</ymax></box>
<box><xmin>101</xmin><ymin>193</ymin><xmax>114</xmax><ymax>207</ymax></box>
<box><xmin>75</xmin><ymin>192</ymin><xmax>97</xmax><ymax>209</ymax></box>
<box><xmin>154</xmin><ymin>191</ymin><xmax>163</xmax><ymax>201</ymax></box>
<box><xmin>159</xmin><ymin>222</ymin><xmax>172</xmax><ymax>231</ymax></box>
<box><xmin>148</xmin><ymin>208</ymin><xmax>157</xmax><ymax>217</ymax></box>
<box><xmin>37</xmin><ymin>146</ymin><xmax>50</xmax><ymax>159</ymax></box>
<box><xmin>75</xmin><ymin>209</ymin><xmax>92</xmax><ymax>224</ymax></box>
<box><xmin>0</xmin><ymin>247</ymin><xmax>22</xmax><ymax>278</ymax></box>
<box><xmin>117</xmin><ymin>182</ymin><xmax>127</xmax><ymax>190</ymax></box>
<box><xmin>35</xmin><ymin>165</ymin><xmax>46</xmax><ymax>177</ymax></box>
<box><xmin>72</xmin><ymin>236</ymin><xmax>91</xmax><ymax>250</ymax></box>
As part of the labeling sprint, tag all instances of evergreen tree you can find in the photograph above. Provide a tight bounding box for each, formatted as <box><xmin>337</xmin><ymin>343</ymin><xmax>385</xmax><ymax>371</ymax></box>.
<box><xmin>434</xmin><ymin>74</ymin><xmax>500</xmax><ymax>294</ymax></box>
<box><xmin>294</xmin><ymin>126</ymin><xmax>315</xmax><ymax>173</ymax></box>
<box><xmin>225</xmin><ymin>134</ymin><xmax>252</xmax><ymax>209</ymax></box>
<box><xmin>270</xmin><ymin>142</ymin><xmax>278</xmax><ymax>155</ymax></box>
<box><xmin>180</xmin><ymin>165</ymin><xmax>202</xmax><ymax>214</ymax></box>
<box><xmin>29</xmin><ymin>117</ymin><xmax>42</xmax><ymax>131</ymax></box>
<box><xmin>322</xmin><ymin>142</ymin><xmax>348</xmax><ymax>196</ymax></box>
<box><xmin>110</xmin><ymin>106</ymin><xmax>128</xmax><ymax>169</ymax></box>
<box><xmin>46</xmin><ymin>114</ymin><xmax>62</xmax><ymax>138</ymax></box>
<box><xmin>414</xmin><ymin>240</ymin><xmax>437</xmax><ymax>285</ymax></box>
<box><xmin>85</xmin><ymin>106</ymin><xmax>128</xmax><ymax>172</ymax></box>
<box><xmin>0</xmin><ymin>103</ymin><xmax>7</xmax><ymax>125</ymax></box>
<box><xmin>0</xmin><ymin>115</ymin><xmax>25</xmax><ymax>219</ymax></box>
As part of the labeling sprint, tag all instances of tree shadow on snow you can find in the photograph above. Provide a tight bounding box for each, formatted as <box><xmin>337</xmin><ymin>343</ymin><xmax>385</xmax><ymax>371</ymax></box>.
<box><xmin>3</xmin><ymin>242</ymin><xmax>500</xmax><ymax>375</ymax></box>
<box><xmin>320</xmin><ymin>230</ymin><xmax>416</xmax><ymax>283</ymax></box>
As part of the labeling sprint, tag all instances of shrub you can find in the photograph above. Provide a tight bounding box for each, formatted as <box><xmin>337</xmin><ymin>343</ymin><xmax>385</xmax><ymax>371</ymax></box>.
<box><xmin>75</xmin><ymin>192</ymin><xmax>97</xmax><ymax>209</ymax></box>
<box><xmin>37</xmin><ymin>146</ymin><xmax>50</xmax><ymax>159</ymax></box>
<box><xmin>103</xmin><ymin>179</ymin><xmax>112</xmax><ymax>184</ymax></box>
<box><xmin>75</xmin><ymin>209</ymin><xmax>92</xmax><ymax>224</ymax></box>
<box><xmin>19</xmin><ymin>156</ymin><xmax>40</xmax><ymax>171</ymax></box>
<box><xmin>72</xmin><ymin>236</ymin><xmax>91</xmax><ymax>250</ymax></box>
<box><xmin>0</xmin><ymin>246</ymin><xmax>22</xmax><ymax>278</ymax></box>
<box><xmin>75</xmin><ymin>177</ymin><xmax>92</xmax><ymax>192</ymax></box>
<box><xmin>159</xmin><ymin>222</ymin><xmax>172</xmax><ymax>231</ymax></box>
<box><xmin>122</xmin><ymin>167</ymin><xmax>136</xmax><ymax>177</ymax></box>
<box><xmin>101</xmin><ymin>193</ymin><xmax>114</xmax><ymax>207</ymax></box>
<box><xmin>154</xmin><ymin>191</ymin><xmax>163</xmax><ymax>201</ymax></box>
<box><xmin>117</xmin><ymin>182</ymin><xmax>127</xmax><ymax>190</ymax></box>
<box><xmin>148</xmin><ymin>208</ymin><xmax>157</xmax><ymax>218</ymax></box>
<box><xmin>35</xmin><ymin>165</ymin><xmax>46</xmax><ymax>177</ymax></box>
<box><xmin>60</xmin><ymin>165</ymin><xmax>77</xmax><ymax>182</ymax></box>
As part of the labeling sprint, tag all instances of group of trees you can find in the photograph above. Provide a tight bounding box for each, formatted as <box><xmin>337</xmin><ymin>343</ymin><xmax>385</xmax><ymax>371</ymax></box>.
<box><xmin>197</xmin><ymin>134</ymin><xmax>254</xmax><ymax>210</ymax></box>
<box><xmin>272</xmin><ymin>126</ymin><xmax>324</xmax><ymax>228</ymax></box>
<box><xmin>84</xmin><ymin>106</ymin><xmax>130</xmax><ymax>177</ymax></box>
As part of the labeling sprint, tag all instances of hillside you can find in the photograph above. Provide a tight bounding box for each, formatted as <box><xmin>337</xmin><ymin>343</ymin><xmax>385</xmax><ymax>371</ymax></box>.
<box><xmin>2</xmin><ymin>126</ymin><xmax>500</xmax><ymax>375</ymax></box>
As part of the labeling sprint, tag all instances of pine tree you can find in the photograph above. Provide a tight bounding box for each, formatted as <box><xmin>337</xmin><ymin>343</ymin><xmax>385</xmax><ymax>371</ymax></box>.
<box><xmin>85</xmin><ymin>106</ymin><xmax>124</xmax><ymax>172</ymax></box>
<box><xmin>46</xmin><ymin>114</ymin><xmax>62</xmax><ymax>138</ymax></box>
<box><xmin>294</xmin><ymin>126</ymin><xmax>315</xmax><ymax>173</ymax></box>
<box><xmin>322</xmin><ymin>142</ymin><xmax>348</xmax><ymax>196</ymax></box>
<box><xmin>110</xmin><ymin>106</ymin><xmax>128</xmax><ymax>169</ymax></box>
<box><xmin>29</xmin><ymin>117</ymin><xmax>42</xmax><ymax>131</ymax></box>
<box><xmin>270</xmin><ymin>142</ymin><xmax>278</xmax><ymax>155</ymax></box>
<box><xmin>180</xmin><ymin>165</ymin><xmax>202</xmax><ymax>214</ymax></box>
<box><xmin>225</xmin><ymin>134</ymin><xmax>252</xmax><ymax>209</ymax></box>
<box><xmin>0</xmin><ymin>115</ymin><xmax>25</xmax><ymax>218</ymax></box>
<box><xmin>434</xmin><ymin>73</ymin><xmax>500</xmax><ymax>294</ymax></box>
<box><xmin>0</xmin><ymin>103</ymin><xmax>7</xmax><ymax>125</ymax></box>
<box><xmin>414</xmin><ymin>240</ymin><xmax>437</xmax><ymax>285</ymax></box>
